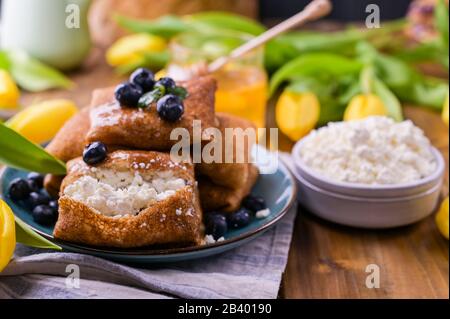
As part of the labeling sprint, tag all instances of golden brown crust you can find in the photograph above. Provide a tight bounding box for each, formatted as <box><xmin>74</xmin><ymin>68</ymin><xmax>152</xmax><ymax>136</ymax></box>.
<box><xmin>198</xmin><ymin>164</ymin><xmax>259</xmax><ymax>212</ymax></box>
<box><xmin>196</xmin><ymin>113</ymin><xmax>259</xmax><ymax>212</ymax></box>
<box><xmin>44</xmin><ymin>86</ymin><xmax>139</xmax><ymax>164</ymax></box>
<box><xmin>196</xmin><ymin>113</ymin><xmax>258</xmax><ymax>189</ymax></box>
<box><xmin>45</xmin><ymin>107</ymin><xmax>90</xmax><ymax>163</ymax></box>
<box><xmin>44</xmin><ymin>92</ymin><xmax>146</xmax><ymax>165</ymax></box>
<box><xmin>43</xmin><ymin>174</ymin><xmax>64</xmax><ymax>198</ymax></box>
<box><xmin>85</xmin><ymin>76</ymin><xmax>218</xmax><ymax>150</ymax></box>
<box><xmin>54</xmin><ymin>150</ymin><xmax>203</xmax><ymax>248</ymax></box>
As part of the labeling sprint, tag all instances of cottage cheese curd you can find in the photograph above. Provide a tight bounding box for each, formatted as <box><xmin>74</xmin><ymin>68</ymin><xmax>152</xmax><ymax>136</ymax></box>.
<box><xmin>299</xmin><ymin>116</ymin><xmax>437</xmax><ymax>185</ymax></box>
<box><xmin>64</xmin><ymin>170</ymin><xmax>186</xmax><ymax>216</ymax></box>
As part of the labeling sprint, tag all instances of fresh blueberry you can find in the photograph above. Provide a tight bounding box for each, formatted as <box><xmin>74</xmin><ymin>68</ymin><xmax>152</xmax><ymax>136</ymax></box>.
<box><xmin>156</xmin><ymin>94</ymin><xmax>184</xmax><ymax>122</ymax></box>
<box><xmin>48</xmin><ymin>200</ymin><xmax>59</xmax><ymax>215</ymax></box>
<box><xmin>228</xmin><ymin>207</ymin><xmax>252</xmax><ymax>229</ymax></box>
<box><xmin>32</xmin><ymin>205</ymin><xmax>57</xmax><ymax>225</ymax></box>
<box><xmin>49</xmin><ymin>200</ymin><xmax>58</xmax><ymax>209</ymax></box>
<box><xmin>114</xmin><ymin>82</ymin><xmax>143</xmax><ymax>107</ymax></box>
<box><xmin>83</xmin><ymin>142</ymin><xmax>107</xmax><ymax>165</ymax></box>
<box><xmin>130</xmin><ymin>68</ymin><xmax>155</xmax><ymax>92</ymax></box>
<box><xmin>205</xmin><ymin>214</ymin><xmax>228</xmax><ymax>240</ymax></box>
<box><xmin>205</xmin><ymin>211</ymin><xmax>227</xmax><ymax>226</ymax></box>
<box><xmin>27</xmin><ymin>179</ymin><xmax>41</xmax><ymax>193</ymax></box>
<box><xmin>206</xmin><ymin>211</ymin><xmax>226</xmax><ymax>218</ymax></box>
<box><xmin>8</xmin><ymin>178</ymin><xmax>31</xmax><ymax>200</ymax></box>
<box><xmin>154</xmin><ymin>77</ymin><xmax>176</xmax><ymax>91</ymax></box>
<box><xmin>28</xmin><ymin>192</ymin><xmax>50</xmax><ymax>208</ymax></box>
<box><xmin>242</xmin><ymin>194</ymin><xmax>267</xmax><ymax>213</ymax></box>
<box><xmin>27</xmin><ymin>172</ymin><xmax>44</xmax><ymax>188</ymax></box>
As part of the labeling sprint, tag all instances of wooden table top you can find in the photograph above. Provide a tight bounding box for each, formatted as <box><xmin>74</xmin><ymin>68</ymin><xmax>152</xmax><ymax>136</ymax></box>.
<box><xmin>19</xmin><ymin>47</ymin><xmax>449</xmax><ymax>299</ymax></box>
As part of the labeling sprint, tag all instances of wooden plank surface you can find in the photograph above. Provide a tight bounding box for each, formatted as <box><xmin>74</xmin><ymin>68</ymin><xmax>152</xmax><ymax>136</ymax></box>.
<box><xmin>17</xmin><ymin>46</ymin><xmax>449</xmax><ymax>299</ymax></box>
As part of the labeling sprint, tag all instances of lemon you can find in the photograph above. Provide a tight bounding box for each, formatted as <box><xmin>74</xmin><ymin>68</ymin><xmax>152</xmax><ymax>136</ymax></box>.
<box><xmin>344</xmin><ymin>94</ymin><xmax>387</xmax><ymax>121</ymax></box>
<box><xmin>436</xmin><ymin>197</ymin><xmax>449</xmax><ymax>240</ymax></box>
<box><xmin>442</xmin><ymin>94</ymin><xmax>449</xmax><ymax>126</ymax></box>
<box><xmin>6</xmin><ymin>99</ymin><xmax>78</xmax><ymax>144</ymax></box>
<box><xmin>0</xmin><ymin>70</ymin><xmax>20</xmax><ymax>110</ymax></box>
<box><xmin>0</xmin><ymin>200</ymin><xmax>16</xmax><ymax>272</ymax></box>
<box><xmin>275</xmin><ymin>90</ymin><xmax>320</xmax><ymax>141</ymax></box>
<box><xmin>106</xmin><ymin>33</ymin><xmax>166</xmax><ymax>67</ymax></box>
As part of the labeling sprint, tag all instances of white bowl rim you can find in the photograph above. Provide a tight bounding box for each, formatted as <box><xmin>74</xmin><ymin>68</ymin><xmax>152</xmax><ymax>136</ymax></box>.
<box><xmin>292</xmin><ymin>133</ymin><xmax>445</xmax><ymax>192</ymax></box>
<box><xmin>294</xmin><ymin>166</ymin><xmax>443</xmax><ymax>203</ymax></box>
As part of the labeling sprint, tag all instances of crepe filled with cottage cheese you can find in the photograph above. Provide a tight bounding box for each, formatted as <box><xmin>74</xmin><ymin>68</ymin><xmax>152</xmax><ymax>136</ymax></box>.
<box><xmin>54</xmin><ymin>150</ymin><xmax>203</xmax><ymax>248</ymax></box>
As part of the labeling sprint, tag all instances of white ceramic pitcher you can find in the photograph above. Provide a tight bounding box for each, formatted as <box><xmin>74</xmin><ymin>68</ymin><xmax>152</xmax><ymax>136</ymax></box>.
<box><xmin>0</xmin><ymin>0</ymin><xmax>92</xmax><ymax>70</ymax></box>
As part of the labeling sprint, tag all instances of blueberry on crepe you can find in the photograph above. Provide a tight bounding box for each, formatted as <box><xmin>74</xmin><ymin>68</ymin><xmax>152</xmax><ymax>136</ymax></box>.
<box><xmin>157</xmin><ymin>94</ymin><xmax>184</xmax><ymax>122</ymax></box>
<box><xmin>83</xmin><ymin>142</ymin><xmax>107</xmax><ymax>165</ymax></box>
<box><xmin>154</xmin><ymin>77</ymin><xmax>176</xmax><ymax>91</ymax></box>
<box><xmin>130</xmin><ymin>68</ymin><xmax>155</xmax><ymax>92</ymax></box>
<box><xmin>114</xmin><ymin>82</ymin><xmax>143</xmax><ymax>107</ymax></box>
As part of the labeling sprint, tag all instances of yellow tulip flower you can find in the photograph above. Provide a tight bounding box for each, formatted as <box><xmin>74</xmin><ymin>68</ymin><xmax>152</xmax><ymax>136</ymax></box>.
<box><xmin>436</xmin><ymin>197</ymin><xmax>449</xmax><ymax>240</ymax></box>
<box><xmin>442</xmin><ymin>94</ymin><xmax>449</xmax><ymax>126</ymax></box>
<box><xmin>106</xmin><ymin>33</ymin><xmax>166</xmax><ymax>67</ymax></box>
<box><xmin>0</xmin><ymin>70</ymin><xmax>20</xmax><ymax>110</ymax></box>
<box><xmin>7</xmin><ymin>99</ymin><xmax>78</xmax><ymax>144</ymax></box>
<box><xmin>344</xmin><ymin>94</ymin><xmax>387</xmax><ymax>121</ymax></box>
<box><xmin>275</xmin><ymin>90</ymin><xmax>320</xmax><ymax>141</ymax></box>
<box><xmin>0</xmin><ymin>200</ymin><xmax>16</xmax><ymax>272</ymax></box>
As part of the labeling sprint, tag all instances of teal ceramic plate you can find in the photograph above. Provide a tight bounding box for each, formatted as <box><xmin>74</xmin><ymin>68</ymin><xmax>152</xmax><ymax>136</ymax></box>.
<box><xmin>0</xmin><ymin>161</ymin><xmax>296</xmax><ymax>264</ymax></box>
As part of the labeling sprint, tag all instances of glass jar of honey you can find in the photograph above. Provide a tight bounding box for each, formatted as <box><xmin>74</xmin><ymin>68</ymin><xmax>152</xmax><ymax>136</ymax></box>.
<box><xmin>167</xmin><ymin>32</ymin><xmax>268</xmax><ymax>128</ymax></box>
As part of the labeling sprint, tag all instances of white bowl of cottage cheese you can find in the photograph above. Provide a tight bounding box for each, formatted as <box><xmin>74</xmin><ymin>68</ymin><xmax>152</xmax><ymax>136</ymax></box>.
<box><xmin>291</xmin><ymin>116</ymin><xmax>445</xmax><ymax>228</ymax></box>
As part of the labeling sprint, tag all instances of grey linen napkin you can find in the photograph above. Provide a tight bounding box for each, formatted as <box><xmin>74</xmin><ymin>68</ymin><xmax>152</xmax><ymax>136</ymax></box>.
<box><xmin>0</xmin><ymin>154</ymin><xmax>297</xmax><ymax>299</ymax></box>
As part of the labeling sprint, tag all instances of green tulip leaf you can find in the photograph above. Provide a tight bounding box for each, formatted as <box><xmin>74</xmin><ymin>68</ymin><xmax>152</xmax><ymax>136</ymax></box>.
<box><xmin>359</xmin><ymin>66</ymin><xmax>403</xmax><ymax>121</ymax></box>
<box><xmin>5</xmin><ymin>50</ymin><xmax>72</xmax><ymax>92</ymax></box>
<box><xmin>269</xmin><ymin>53</ymin><xmax>363</xmax><ymax>96</ymax></box>
<box><xmin>15</xmin><ymin>217</ymin><xmax>61</xmax><ymax>250</ymax></box>
<box><xmin>435</xmin><ymin>0</ymin><xmax>449</xmax><ymax>47</ymax></box>
<box><xmin>0</xmin><ymin>51</ymin><xmax>11</xmax><ymax>70</ymax></box>
<box><xmin>187</xmin><ymin>11</ymin><xmax>265</xmax><ymax>35</ymax></box>
<box><xmin>115</xmin><ymin>14</ymin><xmax>188</xmax><ymax>39</ymax></box>
<box><xmin>0</xmin><ymin>122</ymin><xmax>66</xmax><ymax>174</ymax></box>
